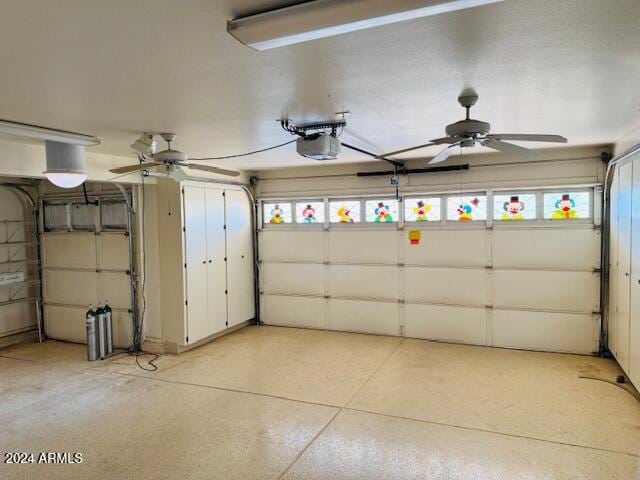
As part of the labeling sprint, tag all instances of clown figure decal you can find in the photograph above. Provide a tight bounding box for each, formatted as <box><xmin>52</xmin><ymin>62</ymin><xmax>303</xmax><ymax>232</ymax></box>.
<box><xmin>457</xmin><ymin>198</ymin><xmax>479</xmax><ymax>221</ymax></box>
<box><xmin>502</xmin><ymin>196</ymin><xmax>525</xmax><ymax>221</ymax></box>
<box><xmin>302</xmin><ymin>204</ymin><xmax>316</xmax><ymax>223</ymax></box>
<box><xmin>374</xmin><ymin>202</ymin><xmax>394</xmax><ymax>222</ymax></box>
<box><xmin>337</xmin><ymin>207</ymin><xmax>354</xmax><ymax>223</ymax></box>
<box><xmin>552</xmin><ymin>194</ymin><xmax>579</xmax><ymax>220</ymax></box>
<box><xmin>447</xmin><ymin>196</ymin><xmax>487</xmax><ymax>221</ymax></box>
<box><xmin>269</xmin><ymin>204</ymin><xmax>285</xmax><ymax>224</ymax></box>
<box><xmin>414</xmin><ymin>200</ymin><xmax>431</xmax><ymax>221</ymax></box>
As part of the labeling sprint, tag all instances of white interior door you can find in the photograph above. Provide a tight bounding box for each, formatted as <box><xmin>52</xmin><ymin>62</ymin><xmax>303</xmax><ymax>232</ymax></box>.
<box><xmin>225</xmin><ymin>189</ymin><xmax>255</xmax><ymax>327</ymax></box>
<box><xmin>183</xmin><ymin>186</ymin><xmax>209</xmax><ymax>344</ymax></box>
<box><xmin>205</xmin><ymin>188</ymin><xmax>228</xmax><ymax>334</ymax></box>
<box><xmin>629</xmin><ymin>163</ymin><xmax>640</xmax><ymax>385</ymax></box>
<box><xmin>616</xmin><ymin>162</ymin><xmax>633</xmax><ymax>372</ymax></box>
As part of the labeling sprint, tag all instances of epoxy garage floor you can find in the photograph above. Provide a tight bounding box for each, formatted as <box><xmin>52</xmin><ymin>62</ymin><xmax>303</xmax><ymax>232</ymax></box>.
<box><xmin>1</xmin><ymin>326</ymin><xmax>639</xmax><ymax>479</ymax></box>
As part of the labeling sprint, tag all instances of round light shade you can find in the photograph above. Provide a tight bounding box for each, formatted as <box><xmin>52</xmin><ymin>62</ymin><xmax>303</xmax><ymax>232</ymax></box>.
<box><xmin>44</xmin><ymin>141</ymin><xmax>88</xmax><ymax>188</ymax></box>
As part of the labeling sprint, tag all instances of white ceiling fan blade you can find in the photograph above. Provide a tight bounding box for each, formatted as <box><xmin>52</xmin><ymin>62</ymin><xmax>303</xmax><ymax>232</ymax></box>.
<box><xmin>182</xmin><ymin>163</ymin><xmax>241</xmax><ymax>177</ymax></box>
<box><xmin>483</xmin><ymin>139</ymin><xmax>538</xmax><ymax>157</ymax></box>
<box><xmin>489</xmin><ymin>134</ymin><xmax>567</xmax><ymax>143</ymax></box>
<box><xmin>380</xmin><ymin>136</ymin><xmax>460</xmax><ymax>158</ymax></box>
<box><xmin>428</xmin><ymin>143</ymin><xmax>459</xmax><ymax>164</ymax></box>
<box><xmin>109</xmin><ymin>162</ymin><xmax>160</xmax><ymax>174</ymax></box>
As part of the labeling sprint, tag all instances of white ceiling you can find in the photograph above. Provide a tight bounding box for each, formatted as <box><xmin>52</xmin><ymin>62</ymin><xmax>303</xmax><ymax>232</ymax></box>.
<box><xmin>0</xmin><ymin>0</ymin><xmax>639</xmax><ymax>170</ymax></box>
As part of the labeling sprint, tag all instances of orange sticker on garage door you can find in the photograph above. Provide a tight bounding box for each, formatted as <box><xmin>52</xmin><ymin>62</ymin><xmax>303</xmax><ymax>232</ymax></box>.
<box><xmin>408</xmin><ymin>230</ymin><xmax>422</xmax><ymax>246</ymax></box>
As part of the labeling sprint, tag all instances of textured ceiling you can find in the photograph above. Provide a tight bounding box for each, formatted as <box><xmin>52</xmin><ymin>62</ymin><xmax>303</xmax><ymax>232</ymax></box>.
<box><xmin>0</xmin><ymin>0</ymin><xmax>639</xmax><ymax>170</ymax></box>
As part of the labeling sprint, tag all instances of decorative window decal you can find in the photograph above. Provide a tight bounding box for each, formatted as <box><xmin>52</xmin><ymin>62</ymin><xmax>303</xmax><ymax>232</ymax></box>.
<box><xmin>404</xmin><ymin>197</ymin><xmax>441</xmax><ymax>222</ymax></box>
<box><xmin>366</xmin><ymin>199</ymin><xmax>398</xmax><ymax>223</ymax></box>
<box><xmin>296</xmin><ymin>201</ymin><xmax>325</xmax><ymax>224</ymax></box>
<box><xmin>446</xmin><ymin>195</ymin><xmax>487</xmax><ymax>221</ymax></box>
<box><xmin>493</xmin><ymin>194</ymin><xmax>536</xmax><ymax>221</ymax></box>
<box><xmin>543</xmin><ymin>192</ymin><xmax>590</xmax><ymax>220</ymax></box>
<box><xmin>263</xmin><ymin>202</ymin><xmax>292</xmax><ymax>224</ymax></box>
<box><xmin>329</xmin><ymin>200</ymin><xmax>361</xmax><ymax>223</ymax></box>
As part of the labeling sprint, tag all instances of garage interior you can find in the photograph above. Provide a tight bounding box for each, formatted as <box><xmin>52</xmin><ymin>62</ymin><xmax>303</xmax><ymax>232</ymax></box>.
<box><xmin>1</xmin><ymin>0</ymin><xmax>640</xmax><ymax>478</ymax></box>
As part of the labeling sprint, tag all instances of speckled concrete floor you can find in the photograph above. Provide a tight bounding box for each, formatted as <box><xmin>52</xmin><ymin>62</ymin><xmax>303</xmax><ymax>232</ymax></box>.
<box><xmin>0</xmin><ymin>325</ymin><xmax>638</xmax><ymax>479</ymax></box>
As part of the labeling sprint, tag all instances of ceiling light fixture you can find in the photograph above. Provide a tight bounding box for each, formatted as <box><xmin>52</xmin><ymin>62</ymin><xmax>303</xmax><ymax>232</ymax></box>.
<box><xmin>44</xmin><ymin>141</ymin><xmax>88</xmax><ymax>188</ymax></box>
<box><xmin>228</xmin><ymin>0</ymin><xmax>503</xmax><ymax>50</ymax></box>
<box><xmin>0</xmin><ymin>119</ymin><xmax>100</xmax><ymax>188</ymax></box>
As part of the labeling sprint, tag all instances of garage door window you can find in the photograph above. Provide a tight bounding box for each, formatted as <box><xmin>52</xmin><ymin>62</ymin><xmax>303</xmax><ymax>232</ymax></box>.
<box><xmin>446</xmin><ymin>195</ymin><xmax>487</xmax><ymax>222</ymax></box>
<box><xmin>263</xmin><ymin>202</ymin><xmax>292</xmax><ymax>224</ymax></box>
<box><xmin>404</xmin><ymin>197</ymin><xmax>441</xmax><ymax>222</ymax></box>
<box><xmin>543</xmin><ymin>192</ymin><xmax>590</xmax><ymax>220</ymax></box>
<box><xmin>330</xmin><ymin>200</ymin><xmax>361</xmax><ymax>223</ymax></box>
<box><xmin>295</xmin><ymin>201</ymin><xmax>325</xmax><ymax>224</ymax></box>
<box><xmin>365</xmin><ymin>199</ymin><xmax>398</xmax><ymax>223</ymax></box>
<box><xmin>493</xmin><ymin>193</ymin><xmax>537</xmax><ymax>221</ymax></box>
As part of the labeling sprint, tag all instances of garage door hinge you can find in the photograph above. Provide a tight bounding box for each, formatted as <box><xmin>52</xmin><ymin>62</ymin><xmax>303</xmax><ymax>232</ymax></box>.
<box><xmin>225</xmin><ymin>290</ymin><xmax>228</xmax><ymax>294</ymax></box>
<box><xmin>186</xmin><ymin>336</ymin><xmax>188</xmax><ymax>342</ymax></box>
<box><xmin>184</xmin><ymin>263</ymin><xmax>187</xmax><ymax>269</ymax></box>
<box><xmin>185</xmin><ymin>300</ymin><xmax>188</xmax><ymax>306</ymax></box>
<box><xmin>224</xmin><ymin>257</ymin><xmax>227</xmax><ymax>261</ymax></box>
<box><xmin>223</xmin><ymin>225</ymin><xmax>226</xmax><ymax>230</ymax></box>
<box><xmin>593</xmin><ymin>268</ymin><xmax>601</xmax><ymax>273</ymax></box>
<box><xmin>183</xmin><ymin>227</ymin><xmax>186</xmax><ymax>232</ymax></box>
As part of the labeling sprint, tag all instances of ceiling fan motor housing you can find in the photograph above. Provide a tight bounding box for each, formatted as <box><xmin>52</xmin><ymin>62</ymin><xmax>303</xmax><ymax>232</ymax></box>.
<box><xmin>445</xmin><ymin>119</ymin><xmax>491</xmax><ymax>138</ymax></box>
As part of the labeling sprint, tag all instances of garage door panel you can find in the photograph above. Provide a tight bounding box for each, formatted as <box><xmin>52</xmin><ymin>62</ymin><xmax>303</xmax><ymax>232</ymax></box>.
<box><xmin>329</xmin><ymin>230</ymin><xmax>397</xmax><ymax>264</ymax></box>
<box><xmin>492</xmin><ymin>309</ymin><xmax>597</xmax><ymax>354</ymax></box>
<box><xmin>261</xmin><ymin>294</ymin><xmax>325</xmax><ymax>329</ymax></box>
<box><xmin>44</xmin><ymin>270</ymin><xmax>98</xmax><ymax>306</ymax></box>
<box><xmin>262</xmin><ymin>263</ymin><xmax>324</xmax><ymax>296</ymax></box>
<box><xmin>0</xmin><ymin>302</ymin><xmax>36</xmax><ymax>336</ymax></box>
<box><xmin>99</xmin><ymin>272</ymin><xmax>131</xmax><ymax>309</ymax></box>
<box><xmin>404</xmin><ymin>267</ymin><xmax>486</xmax><ymax>306</ymax></box>
<box><xmin>329</xmin><ymin>298</ymin><xmax>399</xmax><ymax>336</ymax></box>
<box><xmin>404</xmin><ymin>303</ymin><xmax>486</xmax><ymax>345</ymax></box>
<box><xmin>330</xmin><ymin>265</ymin><xmax>397</xmax><ymax>300</ymax></box>
<box><xmin>493</xmin><ymin>229</ymin><xmax>599</xmax><ymax>269</ymax></box>
<box><xmin>493</xmin><ymin>270</ymin><xmax>598</xmax><ymax>312</ymax></box>
<box><xmin>98</xmin><ymin>234</ymin><xmax>130</xmax><ymax>270</ymax></box>
<box><xmin>260</xmin><ymin>231</ymin><xmax>323</xmax><ymax>262</ymax></box>
<box><xmin>43</xmin><ymin>234</ymin><xmax>96</xmax><ymax>269</ymax></box>
<box><xmin>44</xmin><ymin>305</ymin><xmax>132</xmax><ymax>348</ymax></box>
<box><xmin>403</xmin><ymin>229</ymin><xmax>486</xmax><ymax>266</ymax></box>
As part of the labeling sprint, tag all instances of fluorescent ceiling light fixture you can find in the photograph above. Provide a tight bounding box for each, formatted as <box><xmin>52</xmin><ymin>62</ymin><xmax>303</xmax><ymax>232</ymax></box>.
<box><xmin>44</xmin><ymin>141</ymin><xmax>88</xmax><ymax>188</ymax></box>
<box><xmin>228</xmin><ymin>0</ymin><xmax>503</xmax><ymax>50</ymax></box>
<box><xmin>0</xmin><ymin>119</ymin><xmax>100</xmax><ymax>146</ymax></box>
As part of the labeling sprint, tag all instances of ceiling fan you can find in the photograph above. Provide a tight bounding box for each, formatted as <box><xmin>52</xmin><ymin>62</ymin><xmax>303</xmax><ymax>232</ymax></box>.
<box><xmin>109</xmin><ymin>133</ymin><xmax>240</xmax><ymax>177</ymax></box>
<box><xmin>382</xmin><ymin>93</ymin><xmax>568</xmax><ymax>164</ymax></box>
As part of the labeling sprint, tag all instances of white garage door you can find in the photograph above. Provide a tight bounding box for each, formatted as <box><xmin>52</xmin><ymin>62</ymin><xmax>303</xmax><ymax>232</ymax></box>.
<box><xmin>259</xmin><ymin>188</ymin><xmax>602</xmax><ymax>354</ymax></box>
<box><xmin>41</xmin><ymin>195</ymin><xmax>134</xmax><ymax>348</ymax></box>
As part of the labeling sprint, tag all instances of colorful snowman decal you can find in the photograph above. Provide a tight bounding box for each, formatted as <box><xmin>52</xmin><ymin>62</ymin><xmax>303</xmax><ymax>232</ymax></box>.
<box><xmin>457</xmin><ymin>198</ymin><xmax>480</xmax><ymax>221</ymax></box>
<box><xmin>413</xmin><ymin>200</ymin><xmax>432</xmax><ymax>222</ymax></box>
<box><xmin>269</xmin><ymin>204</ymin><xmax>285</xmax><ymax>224</ymax></box>
<box><xmin>502</xmin><ymin>196</ymin><xmax>525</xmax><ymax>221</ymax></box>
<box><xmin>302</xmin><ymin>204</ymin><xmax>316</xmax><ymax>223</ymax></box>
<box><xmin>374</xmin><ymin>202</ymin><xmax>394</xmax><ymax>222</ymax></box>
<box><xmin>337</xmin><ymin>207</ymin><xmax>354</xmax><ymax>223</ymax></box>
<box><xmin>552</xmin><ymin>194</ymin><xmax>579</xmax><ymax>220</ymax></box>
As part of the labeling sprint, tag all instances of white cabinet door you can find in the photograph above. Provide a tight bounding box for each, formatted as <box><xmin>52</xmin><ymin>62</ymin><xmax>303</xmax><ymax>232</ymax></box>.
<box><xmin>205</xmin><ymin>188</ymin><xmax>228</xmax><ymax>334</ymax></box>
<box><xmin>616</xmin><ymin>162</ymin><xmax>633</xmax><ymax>371</ymax></box>
<box><xmin>183</xmin><ymin>186</ymin><xmax>209</xmax><ymax>344</ymax></box>
<box><xmin>225</xmin><ymin>189</ymin><xmax>255</xmax><ymax>327</ymax></box>
<box><xmin>629</xmin><ymin>162</ymin><xmax>640</xmax><ymax>385</ymax></box>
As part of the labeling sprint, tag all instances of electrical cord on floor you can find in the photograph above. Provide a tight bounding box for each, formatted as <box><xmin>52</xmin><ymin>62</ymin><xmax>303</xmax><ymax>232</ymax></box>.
<box><xmin>579</xmin><ymin>374</ymin><xmax>640</xmax><ymax>402</ymax></box>
<box><xmin>134</xmin><ymin>351</ymin><xmax>159</xmax><ymax>372</ymax></box>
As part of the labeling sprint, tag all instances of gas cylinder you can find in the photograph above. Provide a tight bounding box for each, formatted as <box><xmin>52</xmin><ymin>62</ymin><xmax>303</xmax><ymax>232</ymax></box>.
<box><xmin>104</xmin><ymin>300</ymin><xmax>113</xmax><ymax>356</ymax></box>
<box><xmin>86</xmin><ymin>305</ymin><xmax>98</xmax><ymax>361</ymax></box>
<box><xmin>96</xmin><ymin>303</ymin><xmax>106</xmax><ymax>360</ymax></box>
